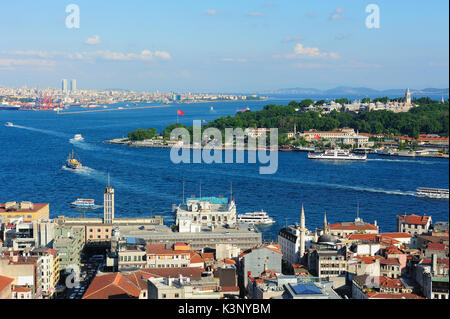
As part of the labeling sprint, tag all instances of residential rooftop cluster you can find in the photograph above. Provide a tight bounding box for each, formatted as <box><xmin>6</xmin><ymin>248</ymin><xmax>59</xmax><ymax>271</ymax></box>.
<box><xmin>0</xmin><ymin>185</ymin><xmax>448</xmax><ymax>300</ymax></box>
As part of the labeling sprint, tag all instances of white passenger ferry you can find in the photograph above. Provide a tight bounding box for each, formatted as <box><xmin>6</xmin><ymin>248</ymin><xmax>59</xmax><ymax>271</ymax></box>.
<box><xmin>308</xmin><ymin>148</ymin><xmax>367</xmax><ymax>161</ymax></box>
<box><xmin>237</xmin><ymin>211</ymin><xmax>275</xmax><ymax>225</ymax></box>
<box><xmin>71</xmin><ymin>198</ymin><xmax>96</xmax><ymax>208</ymax></box>
<box><xmin>416</xmin><ymin>187</ymin><xmax>449</xmax><ymax>199</ymax></box>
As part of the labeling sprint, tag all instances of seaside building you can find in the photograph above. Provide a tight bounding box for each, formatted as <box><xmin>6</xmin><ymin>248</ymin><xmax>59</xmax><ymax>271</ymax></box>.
<box><xmin>0</xmin><ymin>202</ymin><xmax>49</xmax><ymax>224</ymax></box>
<box><xmin>328</xmin><ymin>217</ymin><xmax>379</xmax><ymax>238</ymax></box>
<box><xmin>397</xmin><ymin>213</ymin><xmax>432</xmax><ymax>236</ymax></box>
<box><xmin>300</xmin><ymin>128</ymin><xmax>370</xmax><ymax>147</ymax></box>
<box><xmin>104</xmin><ymin>182</ymin><xmax>115</xmax><ymax>224</ymax></box>
<box><xmin>175</xmin><ymin>197</ymin><xmax>237</xmax><ymax>229</ymax></box>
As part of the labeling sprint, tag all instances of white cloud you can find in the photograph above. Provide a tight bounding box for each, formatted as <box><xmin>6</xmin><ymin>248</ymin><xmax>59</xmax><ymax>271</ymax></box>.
<box><xmin>248</xmin><ymin>11</ymin><xmax>265</xmax><ymax>17</ymax></box>
<box><xmin>335</xmin><ymin>34</ymin><xmax>350</xmax><ymax>40</ymax></box>
<box><xmin>221</xmin><ymin>58</ymin><xmax>247</xmax><ymax>63</ymax></box>
<box><xmin>274</xmin><ymin>43</ymin><xmax>340</xmax><ymax>60</ymax></box>
<box><xmin>205</xmin><ymin>9</ymin><xmax>217</xmax><ymax>16</ymax></box>
<box><xmin>284</xmin><ymin>36</ymin><xmax>305</xmax><ymax>43</ymax></box>
<box><xmin>330</xmin><ymin>7</ymin><xmax>344</xmax><ymax>20</ymax></box>
<box><xmin>6</xmin><ymin>49</ymin><xmax>171</xmax><ymax>62</ymax></box>
<box><xmin>85</xmin><ymin>35</ymin><xmax>101</xmax><ymax>45</ymax></box>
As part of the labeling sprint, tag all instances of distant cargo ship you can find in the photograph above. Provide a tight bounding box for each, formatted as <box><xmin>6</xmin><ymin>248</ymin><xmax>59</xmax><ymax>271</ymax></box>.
<box><xmin>71</xmin><ymin>198</ymin><xmax>95</xmax><ymax>208</ymax></box>
<box><xmin>308</xmin><ymin>148</ymin><xmax>367</xmax><ymax>161</ymax></box>
<box><xmin>66</xmin><ymin>150</ymin><xmax>82</xmax><ymax>169</ymax></box>
<box><xmin>416</xmin><ymin>187</ymin><xmax>449</xmax><ymax>199</ymax></box>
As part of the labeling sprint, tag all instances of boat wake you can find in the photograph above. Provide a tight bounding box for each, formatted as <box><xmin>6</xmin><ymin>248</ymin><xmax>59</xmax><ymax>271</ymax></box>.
<box><xmin>367</xmin><ymin>158</ymin><xmax>438</xmax><ymax>165</ymax></box>
<box><xmin>69</xmin><ymin>138</ymin><xmax>97</xmax><ymax>151</ymax></box>
<box><xmin>11</xmin><ymin>124</ymin><xmax>69</xmax><ymax>138</ymax></box>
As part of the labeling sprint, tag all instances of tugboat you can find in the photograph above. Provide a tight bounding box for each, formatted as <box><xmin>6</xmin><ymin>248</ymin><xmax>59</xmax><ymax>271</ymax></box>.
<box><xmin>66</xmin><ymin>150</ymin><xmax>83</xmax><ymax>169</ymax></box>
<box><xmin>308</xmin><ymin>148</ymin><xmax>367</xmax><ymax>161</ymax></box>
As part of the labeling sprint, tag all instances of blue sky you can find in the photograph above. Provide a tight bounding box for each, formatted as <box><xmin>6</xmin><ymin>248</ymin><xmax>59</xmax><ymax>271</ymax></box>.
<box><xmin>0</xmin><ymin>0</ymin><xmax>448</xmax><ymax>92</ymax></box>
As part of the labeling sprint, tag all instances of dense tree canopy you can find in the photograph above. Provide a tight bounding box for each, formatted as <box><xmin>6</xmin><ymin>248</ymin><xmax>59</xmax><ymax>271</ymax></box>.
<box><xmin>128</xmin><ymin>128</ymin><xmax>158</xmax><ymax>141</ymax></box>
<box><xmin>204</xmin><ymin>99</ymin><xmax>449</xmax><ymax>138</ymax></box>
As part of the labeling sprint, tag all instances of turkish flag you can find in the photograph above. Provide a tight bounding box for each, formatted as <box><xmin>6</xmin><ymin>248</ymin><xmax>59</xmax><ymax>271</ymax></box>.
<box><xmin>177</xmin><ymin>110</ymin><xmax>184</xmax><ymax>116</ymax></box>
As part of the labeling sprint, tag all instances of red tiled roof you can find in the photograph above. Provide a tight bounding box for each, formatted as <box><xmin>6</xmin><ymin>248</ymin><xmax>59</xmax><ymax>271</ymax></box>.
<box><xmin>381</xmin><ymin>232</ymin><xmax>412</xmax><ymax>239</ymax></box>
<box><xmin>0</xmin><ymin>275</ymin><xmax>14</xmax><ymax>292</ymax></box>
<box><xmin>223</xmin><ymin>258</ymin><xmax>236</xmax><ymax>265</ymax></box>
<box><xmin>366</xmin><ymin>292</ymin><xmax>424</xmax><ymax>299</ymax></box>
<box><xmin>380</xmin><ymin>258</ymin><xmax>400</xmax><ymax>265</ymax></box>
<box><xmin>145</xmin><ymin>243</ymin><xmax>190</xmax><ymax>255</ymax></box>
<box><xmin>329</xmin><ymin>222</ymin><xmax>378</xmax><ymax>231</ymax></box>
<box><xmin>201</xmin><ymin>252</ymin><xmax>215</xmax><ymax>260</ymax></box>
<box><xmin>82</xmin><ymin>273</ymin><xmax>141</xmax><ymax>299</ymax></box>
<box><xmin>139</xmin><ymin>267</ymin><xmax>204</xmax><ymax>279</ymax></box>
<box><xmin>427</xmin><ymin>243</ymin><xmax>448</xmax><ymax>251</ymax></box>
<box><xmin>221</xmin><ymin>286</ymin><xmax>239</xmax><ymax>292</ymax></box>
<box><xmin>12</xmin><ymin>286</ymin><xmax>31</xmax><ymax>293</ymax></box>
<box><xmin>190</xmin><ymin>251</ymin><xmax>204</xmax><ymax>264</ymax></box>
<box><xmin>398</xmin><ymin>214</ymin><xmax>430</xmax><ymax>225</ymax></box>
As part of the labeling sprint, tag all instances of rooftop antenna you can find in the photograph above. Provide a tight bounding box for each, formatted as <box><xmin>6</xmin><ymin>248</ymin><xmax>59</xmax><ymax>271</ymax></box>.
<box><xmin>107</xmin><ymin>170</ymin><xmax>111</xmax><ymax>187</ymax></box>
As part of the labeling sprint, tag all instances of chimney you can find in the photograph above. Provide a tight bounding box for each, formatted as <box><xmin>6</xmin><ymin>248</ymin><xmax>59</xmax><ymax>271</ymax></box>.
<box><xmin>432</xmin><ymin>254</ymin><xmax>438</xmax><ymax>276</ymax></box>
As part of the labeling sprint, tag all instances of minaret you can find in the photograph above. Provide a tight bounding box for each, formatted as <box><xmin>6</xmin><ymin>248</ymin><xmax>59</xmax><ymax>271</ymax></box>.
<box><xmin>405</xmin><ymin>88</ymin><xmax>411</xmax><ymax>105</ymax></box>
<box><xmin>323</xmin><ymin>211</ymin><xmax>329</xmax><ymax>235</ymax></box>
<box><xmin>104</xmin><ymin>173</ymin><xmax>114</xmax><ymax>224</ymax></box>
<box><xmin>299</xmin><ymin>204</ymin><xmax>306</xmax><ymax>259</ymax></box>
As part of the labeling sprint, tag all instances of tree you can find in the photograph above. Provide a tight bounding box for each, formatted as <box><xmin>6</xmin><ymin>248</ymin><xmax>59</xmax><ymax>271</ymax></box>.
<box><xmin>299</xmin><ymin>99</ymin><xmax>314</xmax><ymax>108</ymax></box>
<box><xmin>128</xmin><ymin>128</ymin><xmax>158</xmax><ymax>141</ymax></box>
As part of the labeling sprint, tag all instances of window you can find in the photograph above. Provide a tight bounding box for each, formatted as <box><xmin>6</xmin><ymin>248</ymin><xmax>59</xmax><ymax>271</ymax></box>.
<box><xmin>98</xmin><ymin>229</ymin><xmax>101</xmax><ymax>232</ymax></box>
<box><xmin>162</xmin><ymin>294</ymin><xmax>166</xmax><ymax>298</ymax></box>
<box><xmin>90</xmin><ymin>229</ymin><xmax>93</xmax><ymax>232</ymax></box>
<box><xmin>175</xmin><ymin>293</ymin><xmax>179</xmax><ymax>298</ymax></box>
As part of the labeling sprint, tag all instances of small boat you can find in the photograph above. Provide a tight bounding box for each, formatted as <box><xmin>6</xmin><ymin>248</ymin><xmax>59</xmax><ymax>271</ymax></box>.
<box><xmin>237</xmin><ymin>210</ymin><xmax>275</xmax><ymax>225</ymax></box>
<box><xmin>5</xmin><ymin>122</ymin><xmax>13</xmax><ymax>127</ymax></box>
<box><xmin>73</xmin><ymin>134</ymin><xmax>84</xmax><ymax>141</ymax></box>
<box><xmin>210</xmin><ymin>106</ymin><xmax>214</xmax><ymax>111</ymax></box>
<box><xmin>308</xmin><ymin>148</ymin><xmax>367</xmax><ymax>161</ymax></box>
<box><xmin>416</xmin><ymin>187</ymin><xmax>449</xmax><ymax>199</ymax></box>
<box><xmin>71</xmin><ymin>198</ymin><xmax>95</xmax><ymax>208</ymax></box>
<box><xmin>239</xmin><ymin>107</ymin><xmax>250</xmax><ymax>112</ymax></box>
<box><xmin>66</xmin><ymin>150</ymin><xmax>82</xmax><ymax>169</ymax></box>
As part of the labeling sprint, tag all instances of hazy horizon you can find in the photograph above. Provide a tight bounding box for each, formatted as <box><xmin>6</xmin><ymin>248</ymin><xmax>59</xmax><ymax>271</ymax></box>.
<box><xmin>1</xmin><ymin>0</ymin><xmax>448</xmax><ymax>91</ymax></box>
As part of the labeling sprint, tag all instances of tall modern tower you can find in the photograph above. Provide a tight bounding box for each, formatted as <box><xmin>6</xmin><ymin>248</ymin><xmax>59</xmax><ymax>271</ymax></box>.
<box><xmin>61</xmin><ymin>79</ymin><xmax>68</xmax><ymax>92</ymax></box>
<box><xmin>299</xmin><ymin>204</ymin><xmax>306</xmax><ymax>259</ymax></box>
<box><xmin>70</xmin><ymin>79</ymin><xmax>77</xmax><ymax>91</ymax></box>
<box><xmin>405</xmin><ymin>88</ymin><xmax>411</xmax><ymax>105</ymax></box>
<box><xmin>103</xmin><ymin>175</ymin><xmax>114</xmax><ymax>224</ymax></box>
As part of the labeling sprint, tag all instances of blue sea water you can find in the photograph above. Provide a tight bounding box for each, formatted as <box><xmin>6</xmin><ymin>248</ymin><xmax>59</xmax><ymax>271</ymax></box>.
<box><xmin>0</xmin><ymin>100</ymin><xmax>448</xmax><ymax>241</ymax></box>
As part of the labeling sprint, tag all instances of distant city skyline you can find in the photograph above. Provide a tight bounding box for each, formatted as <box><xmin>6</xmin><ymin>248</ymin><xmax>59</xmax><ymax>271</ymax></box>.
<box><xmin>0</xmin><ymin>0</ymin><xmax>448</xmax><ymax>92</ymax></box>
